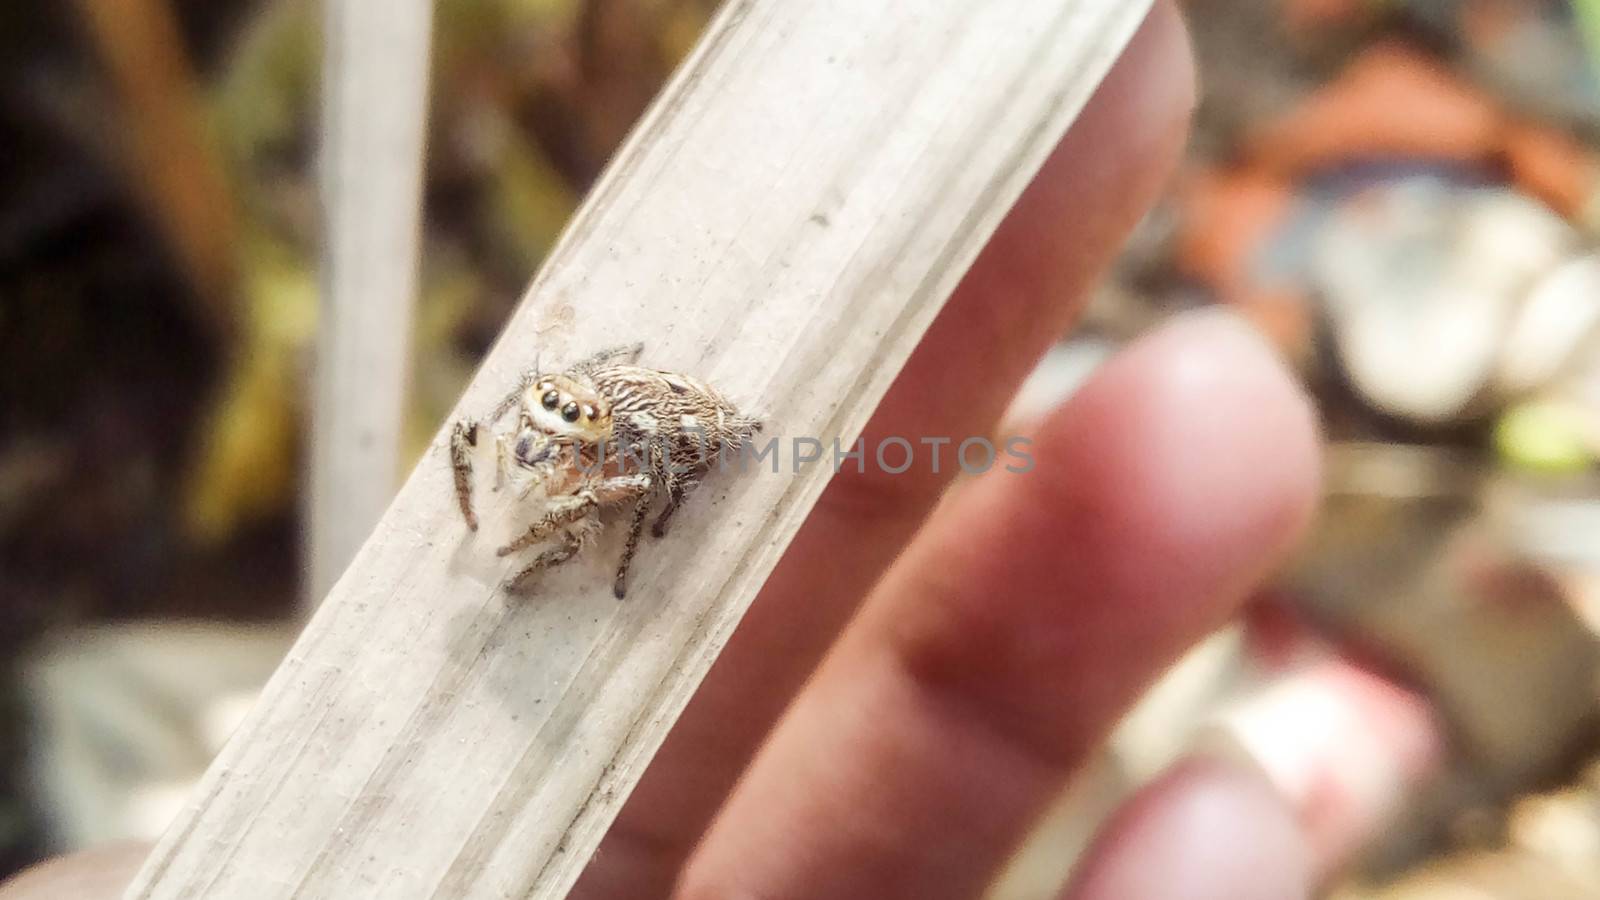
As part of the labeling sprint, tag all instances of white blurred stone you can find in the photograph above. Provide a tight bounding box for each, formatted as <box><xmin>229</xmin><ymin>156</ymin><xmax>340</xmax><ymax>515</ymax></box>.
<box><xmin>999</xmin><ymin>338</ymin><xmax>1116</xmax><ymax>434</ymax></box>
<box><xmin>1497</xmin><ymin>256</ymin><xmax>1600</xmax><ymax>396</ymax></box>
<box><xmin>987</xmin><ymin>629</ymin><xmax>1251</xmax><ymax>900</ymax></box>
<box><xmin>1312</xmin><ymin>181</ymin><xmax>1576</xmax><ymax>424</ymax></box>
<box><xmin>20</xmin><ymin>623</ymin><xmax>294</xmax><ymax>850</ymax></box>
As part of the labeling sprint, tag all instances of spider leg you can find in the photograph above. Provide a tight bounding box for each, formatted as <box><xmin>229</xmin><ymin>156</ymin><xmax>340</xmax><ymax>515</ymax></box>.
<box><xmin>614</xmin><ymin>493</ymin><xmax>653</xmax><ymax>600</ymax></box>
<box><xmin>493</xmin><ymin>432</ymin><xmax>515</xmax><ymax>492</ymax></box>
<box><xmin>650</xmin><ymin>476</ymin><xmax>701</xmax><ymax>538</ymax></box>
<box><xmin>499</xmin><ymin>490</ymin><xmax>598</xmax><ymax>556</ymax></box>
<box><xmin>449</xmin><ymin>419</ymin><xmax>481</xmax><ymax>531</ymax></box>
<box><xmin>589</xmin><ymin>472</ymin><xmax>653</xmax><ymax>505</ymax></box>
<box><xmin>448</xmin><ymin>367</ymin><xmax>544</xmax><ymax>530</ymax></box>
<box><xmin>503</xmin><ymin>529</ymin><xmax>585</xmax><ymax>592</ymax></box>
<box><xmin>498</xmin><ymin>473</ymin><xmax>651</xmax><ymax>557</ymax></box>
<box><xmin>572</xmin><ymin>343</ymin><xmax>644</xmax><ymax>374</ymax></box>
<box><xmin>582</xmin><ymin>472</ymin><xmax>654</xmax><ymax>599</ymax></box>
<box><xmin>487</xmin><ymin>368</ymin><xmax>537</xmax><ymax>422</ymax></box>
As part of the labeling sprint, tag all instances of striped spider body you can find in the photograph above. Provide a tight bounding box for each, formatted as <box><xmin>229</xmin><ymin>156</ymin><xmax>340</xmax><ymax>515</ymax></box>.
<box><xmin>449</xmin><ymin>344</ymin><xmax>761</xmax><ymax>598</ymax></box>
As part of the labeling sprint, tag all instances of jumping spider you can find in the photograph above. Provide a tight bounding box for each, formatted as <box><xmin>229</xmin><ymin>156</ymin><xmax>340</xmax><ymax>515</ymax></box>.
<box><xmin>449</xmin><ymin>343</ymin><xmax>761</xmax><ymax>598</ymax></box>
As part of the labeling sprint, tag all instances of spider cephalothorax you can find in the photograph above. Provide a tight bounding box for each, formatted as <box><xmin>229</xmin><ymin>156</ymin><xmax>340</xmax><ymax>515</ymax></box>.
<box><xmin>449</xmin><ymin>343</ymin><xmax>761</xmax><ymax>598</ymax></box>
<box><xmin>509</xmin><ymin>374</ymin><xmax>615</xmax><ymax>469</ymax></box>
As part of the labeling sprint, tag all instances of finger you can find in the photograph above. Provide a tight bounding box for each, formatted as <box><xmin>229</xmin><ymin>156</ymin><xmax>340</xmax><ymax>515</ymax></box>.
<box><xmin>1061</xmin><ymin>757</ymin><xmax>1312</xmax><ymax>900</ymax></box>
<box><xmin>678</xmin><ymin>311</ymin><xmax>1322</xmax><ymax>899</ymax></box>
<box><xmin>576</xmin><ymin>5</ymin><xmax>1196</xmax><ymax>894</ymax></box>
<box><xmin>0</xmin><ymin>843</ymin><xmax>150</xmax><ymax>900</ymax></box>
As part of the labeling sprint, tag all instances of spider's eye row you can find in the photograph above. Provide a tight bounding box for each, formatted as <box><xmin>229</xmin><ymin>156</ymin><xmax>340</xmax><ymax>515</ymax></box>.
<box><xmin>561</xmin><ymin>401</ymin><xmax>581</xmax><ymax>423</ymax></box>
<box><xmin>542</xmin><ymin>390</ymin><xmax>560</xmax><ymax>410</ymax></box>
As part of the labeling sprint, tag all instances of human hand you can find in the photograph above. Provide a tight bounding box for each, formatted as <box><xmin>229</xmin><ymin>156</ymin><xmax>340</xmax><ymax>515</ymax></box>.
<box><xmin>575</xmin><ymin>3</ymin><xmax>1320</xmax><ymax>898</ymax></box>
<box><xmin>0</xmin><ymin>4</ymin><xmax>1319</xmax><ymax>899</ymax></box>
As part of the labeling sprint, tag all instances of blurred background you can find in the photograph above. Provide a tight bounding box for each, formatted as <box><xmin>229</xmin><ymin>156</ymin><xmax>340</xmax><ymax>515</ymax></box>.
<box><xmin>3</xmin><ymin>0</ymin><xmax>1600</xmax><ymax>896</ymax></box>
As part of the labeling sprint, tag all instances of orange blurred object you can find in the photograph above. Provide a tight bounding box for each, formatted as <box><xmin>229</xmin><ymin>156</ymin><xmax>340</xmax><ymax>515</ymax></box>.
<box><xmin>1171</xmin><ymin>169</ymin><xmax>1313</xmax><ymax>357</ymax></box>
<box><xmin>1502</xmin><ymin>121</ymin><xmax>1600</xmax><ymax>221</ymax></box>
<box><xmin>1282</xmin><ymin>0</ymin><xmax>1371</xmax><ymax>34</ymax></box>
<box><xmin>1173</xmin><ymin>169</ymin><xmax>1296</xmax><ymax>296</ymax></box>
<box><xmin>1206</xmin><ymin>658</ymin><xmax>1446</xmax><ymax>878</ymax></box>
<box><xmin>1247</xmin><ymin>44</ymin><xmax>1504</xmax><ymax>176</ymax></box>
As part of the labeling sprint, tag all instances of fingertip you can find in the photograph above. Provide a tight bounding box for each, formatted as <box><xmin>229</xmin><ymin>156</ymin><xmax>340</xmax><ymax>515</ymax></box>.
<box><xmin>864</xmin><ymin>0</ymin><xmax>1198</xmax><ymax>471</ymax></box>
<box><xmin>1097</xmin><ymin>0</ymin><xmax>1197</xmax><ymax>152</ymax></box>
<box><xmin>878</xmin><ymin>307</ymin><xmax>1322</xmax><ymax>764</ymax></box>
<box><xmin>1038</xmin><ymin>307</ymin><xmax>1322</xmax><ymax>608</ymax></box>
<box><xmin>969</xmin><ymin>0</ymin><xmax>1196</xmax><ymax>327</ymax></box>
<box><xmin>0</xmin><ymin>843</ymin><xmax>151</xmax><ymax>900</ymax></box>
<box><xmin>1062</xmin><ymin>757</ymin><xmax>1312</xmax><ymax>900</ymax></box>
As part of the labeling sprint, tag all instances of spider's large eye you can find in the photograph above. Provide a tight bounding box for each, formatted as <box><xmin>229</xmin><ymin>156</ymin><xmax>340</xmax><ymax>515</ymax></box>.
<box><xmin>561</xmin><ymin>401</ymin><xmax>581</xmax><ymax>423</ymax></box>
<box><xmin>541</xmin><ymin>390</ymin><xmax>560</xmax><ymax>410</ymax></box>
